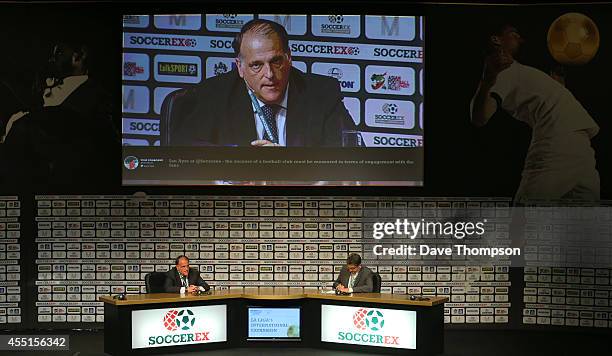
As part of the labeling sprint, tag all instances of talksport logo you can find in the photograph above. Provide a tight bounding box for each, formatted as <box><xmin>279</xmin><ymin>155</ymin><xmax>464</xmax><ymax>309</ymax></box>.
<box><xmin>158</xmin><ymin>62</ymin><xmax>198</xmax><ymax>76</ymax></box>
<box><xmin>155</xmin><ymin>55</ymin><xmax>201</xmax><ymax>83</ymax></box>
<box><xmin>149</xmin><ymin>309</ymin><xmax>211</xmax><ymax>346</ymax></box>
<box><xmin>338</xmin><ymin>308</ymin><xmax>399</xmax><ymax>346</ymax></box>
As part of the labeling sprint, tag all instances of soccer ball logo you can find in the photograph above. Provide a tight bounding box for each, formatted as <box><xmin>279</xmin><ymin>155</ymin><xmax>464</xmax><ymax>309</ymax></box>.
<box><xmin>382</xmin><ymin>103</ymin><xmax>398</xmax><ymax>115</ymax></box>
<box><xmin>163</xmin><ymin>309</ymin><xmax>196</xmax><ymax>331</ymax></box>
<box><xmin>365</xmin><ymin>310</ymin><xmax>385</xmax><ymax>331</ymax></box>
<box><xmin>163</xmin><ymin>310</ymin><xmax>179</xmax><ymax>331</ymax></box>
<box><xmin>175</xmin><ymin>309</ymin><xmax>196</xmax><ymax>330</ymax></box>
<box><xmin>329</xmin><ymin>15</ymin><xmax>344</xmax><ymax>23</ymax></box>
<box><xmin>352</xmin><ymin>308</ymin><xmax>368</xmax><ymax>330</ymax></box>
<box><xmin>547</xmin><ymin>12</ymin><xmax>599</xmax><ymax>65</ymax></box>
<box><xmin>188</xmin><ymin>64</ymin><xmax>197</xmax><ymax>75</ymax></box>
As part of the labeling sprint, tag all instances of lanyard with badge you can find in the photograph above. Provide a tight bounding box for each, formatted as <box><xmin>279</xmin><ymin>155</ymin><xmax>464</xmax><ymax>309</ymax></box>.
<box><xmin>179</xmin><ymin>271</ymin><xmax>188</xmax><ymax>287</ymax></box>
<box><xmin>245</xmin><ymin>81</ymin><xmax>278</xmax><ymax>144</ymax></box>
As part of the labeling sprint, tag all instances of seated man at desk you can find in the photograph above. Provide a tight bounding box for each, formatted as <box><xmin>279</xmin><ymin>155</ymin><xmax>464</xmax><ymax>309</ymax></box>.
<box><xmin>333</xmin><ymin>253</ymin><xmax>374</xmax><ymax>293</ymax></box>
<box><xmin>164</xmin><ymin>255</ymin><xmax>210</xmax><ymax>293</ymax></box>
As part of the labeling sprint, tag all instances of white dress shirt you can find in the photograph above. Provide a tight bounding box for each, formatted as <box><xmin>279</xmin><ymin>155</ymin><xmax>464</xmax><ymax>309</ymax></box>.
<box><xmin>178</xmin><ymin>272</ymin><xmax>205</xmax><ymax>294</ymax></box>
<box><xmin>347</xmin><ymin>269</ymin><xmax>360</xmax><ymax>293</ymax></box>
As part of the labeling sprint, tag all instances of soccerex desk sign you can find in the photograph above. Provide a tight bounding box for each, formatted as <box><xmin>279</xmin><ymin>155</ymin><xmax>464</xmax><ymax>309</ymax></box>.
<box><xmin>321</xmin><ymin>305</ymin><xmax>416</xmax><ymax>349</ymax></box>
<box><xmin>131</xmin><ymin>305</ymin><xmax>227</xmax><ymax>349</ymax></box>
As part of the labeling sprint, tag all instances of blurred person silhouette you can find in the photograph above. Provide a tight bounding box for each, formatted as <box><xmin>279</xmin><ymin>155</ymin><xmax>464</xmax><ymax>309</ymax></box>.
<box><xmin>470</xmin><ymin>22</ymin><xmax>599</xmax><ymax>204</ymax></box>
<box><xmin>1</xmin><ymin>36</ymin><xmax>119</xmax><ymax>187</ymax></box>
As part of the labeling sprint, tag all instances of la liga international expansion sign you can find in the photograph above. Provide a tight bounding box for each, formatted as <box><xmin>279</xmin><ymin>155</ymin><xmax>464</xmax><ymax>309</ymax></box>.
<box><xmin>131</xmin><ymin>305</ymin><xmax>227</xmax><ymax>349</ymax></box>
<box><xmin>321</xmin><ymin>304</ymin><xmax>416</xmax><ymax>349</ymax></box>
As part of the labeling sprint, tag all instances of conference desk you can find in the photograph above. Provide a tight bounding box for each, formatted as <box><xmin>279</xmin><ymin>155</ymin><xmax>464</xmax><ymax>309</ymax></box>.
<box><xmin>100</xmin><ymin>288</ymin><xmax>447</xmax><ymax>356</ymax></box>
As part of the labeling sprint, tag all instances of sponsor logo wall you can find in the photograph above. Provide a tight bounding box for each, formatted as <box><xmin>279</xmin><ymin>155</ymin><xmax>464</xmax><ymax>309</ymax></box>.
<box><xmin>32</xmin><ymin>195</ymin><xmax>518</xmax><ymax>327</ymax></box>
<box><xmin>0</xmin><ymin>193</ymin><xmax>603</xmax><ymax>329</ymax></box>
<box><xmin>122</xmin><ymin>14</ymin><xmax>424</xmax><ymax>146</ymax></box>
<box><xmin>0</xmin><ymin>197</ymin><xmax>22</xmax><ymax>326</ymax></box>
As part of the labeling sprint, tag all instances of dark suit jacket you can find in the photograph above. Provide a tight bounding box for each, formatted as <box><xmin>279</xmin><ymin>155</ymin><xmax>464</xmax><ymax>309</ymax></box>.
<box><xmin>168</xmin><ymin>68</ymin><xmax>355</xmax><ymax>147</ymax></box>
<box><xmin>0</xmin><ymin>78</ymin><xmax>119</xmax><ymax>188</ymax></box>
<box><xmin>333</xmin><ymin>265</ymin><xmax>374</xmax><ymax>293</ymax></box>
<box><xmin>164</xmin><ymin>267</ymin><xmax>210</xmax><ymax>293</ymax></box>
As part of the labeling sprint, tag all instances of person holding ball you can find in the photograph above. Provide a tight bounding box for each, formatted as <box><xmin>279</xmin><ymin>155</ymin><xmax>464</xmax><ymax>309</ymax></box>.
<box><xmin>470</xmin><ymin>22</ymin><xmax>600</xmax><ymax>204</ymax></box>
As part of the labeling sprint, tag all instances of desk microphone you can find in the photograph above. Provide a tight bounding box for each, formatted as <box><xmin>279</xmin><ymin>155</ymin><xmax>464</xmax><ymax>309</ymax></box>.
<box><xmin>113</xmin><ymin>293</ymin><xmax>126</xmax><ymax>300</ymax></box>
<box><xmin>409</xmin><ymin>295</ymin><xmax>430</xmax><ymax>301</ymax></box>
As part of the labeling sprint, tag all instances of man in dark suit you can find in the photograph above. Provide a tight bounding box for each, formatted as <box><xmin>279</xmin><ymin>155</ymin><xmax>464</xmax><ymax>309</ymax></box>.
<box><xmin>164</xmin><ymin>255</ymin><xmax>210</xmax><ymax>293</ymax></box>
<box><xmin>333</xmin><ymin>253</ymin><xmax>374</xmax><ymax>293</ymax></box>
<box><xmin>1</xmin><ymin>39</ymin><xmax>118</xmax><ymax>187</ymax></box>
<box><xmin>168</xmin><ymin>19</ymin><xmax>354</xmax><ymax>147</ymax></box>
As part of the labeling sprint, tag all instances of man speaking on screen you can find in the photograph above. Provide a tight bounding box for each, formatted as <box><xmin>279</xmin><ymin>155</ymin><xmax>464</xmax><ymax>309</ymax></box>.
<box><xmin>168</xmin><ymin>19</ymin><xmax>355</xmax><ymax>147</ymax></box>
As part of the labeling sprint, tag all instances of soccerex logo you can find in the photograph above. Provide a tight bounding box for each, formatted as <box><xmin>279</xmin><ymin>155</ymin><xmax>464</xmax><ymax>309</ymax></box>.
<box><xmin>382</xmin><ymin>103</ymin><xmax>398</xmax><ymax>115</ymax></box>
<box><xmin>123</xmin><ymin>156</ymin><xmax>139</xmax><ymax>170</ymax></box>
<box><xmin>214</xmin><ymin>14</ymin><xmax>243</xmax><ymax>30</ymax></box>
<box><xmin>149</xmin><ymin>308</ymin><xmax>211</xmax><ymax>346</ymax></box>
<box><xmin>163</xmin><ymin>309</ymin><xmax>196</xmax><ymax>331</ymax></box>
<box><xmin>353</xmin><ymin>308</ymin><xmax>385</xmax><ymax>332</ymax></box>
<box><xmin>328</xmin><ymin>15</ymin><xmax>344</xmax><ymax>23</ymax></box>
<box><xmin>337</xmin><ymin>307</ymin><xmax>399</xmax><ymax>346</ymax></box>
<box><xmin>321</xmin><ymin>14</ymin><xmax>351</xmax><ymax>35</ymax></box>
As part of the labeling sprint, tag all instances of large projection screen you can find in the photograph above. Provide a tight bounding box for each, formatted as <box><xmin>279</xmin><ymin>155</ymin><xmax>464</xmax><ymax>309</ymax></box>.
<box><xmin>122</xmin><ymin>14</ymin><xmax>424</xmax><ymax>185</ymax></box>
